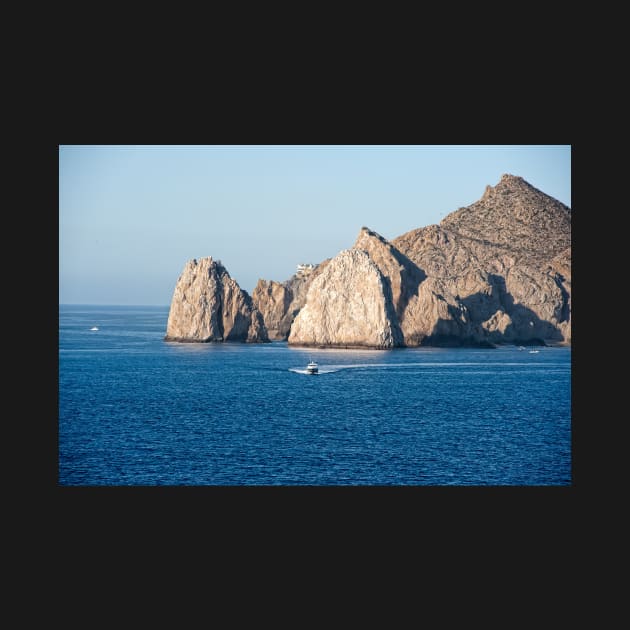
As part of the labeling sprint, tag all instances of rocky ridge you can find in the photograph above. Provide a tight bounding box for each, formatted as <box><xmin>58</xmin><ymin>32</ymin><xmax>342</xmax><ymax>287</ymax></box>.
<box><xmin>165</xmin><ymin>174</ymin><xmax>571</xmax><ymax>347</ymax></box>
<box><xmin>393</xmin><ymin>174</ymin><xmax>571</xmax><ymax>343</ymax></box>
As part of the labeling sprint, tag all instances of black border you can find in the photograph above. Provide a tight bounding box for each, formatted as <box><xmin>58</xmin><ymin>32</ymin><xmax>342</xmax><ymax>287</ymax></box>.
<box><xmin>51</xmin><ymin>86</ymin><xmax>577</xmax><ymax>558</ymax></box>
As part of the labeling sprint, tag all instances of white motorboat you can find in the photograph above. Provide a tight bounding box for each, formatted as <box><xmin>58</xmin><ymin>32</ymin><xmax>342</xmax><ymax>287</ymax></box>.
<box><xmin>306</xmin><ymin>361</ymin><xmax>318</xmax><ymax>374</ymax></box>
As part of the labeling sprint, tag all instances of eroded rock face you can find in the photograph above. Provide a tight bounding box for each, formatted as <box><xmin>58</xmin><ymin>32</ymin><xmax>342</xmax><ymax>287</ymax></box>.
<box><xmin>398</xmin><ymin>276</ymin><xmax>475</xmax><ymax>346</ymax></box>
<box><xmin>393</xmin><ymin>174</ymin><xmax>571</xmax><ymax>344</ymax></box>
<box><xmin>481</xmin><ymin>310</ymin><xmax>514</xmax><ymax>343</ymax></box>
<box><xmin>252</xmin><ymin>261</ymin><xmax>330</xmax><ymax>340</ymax></box>
<box><xmin>352</xmin><ymin>227</ymin><xmax>425</xmax><ymax>319</ymax></box>
<box><xmin>251</xmin><ymin>280</ymin><xmax>293</xmax><ymax>341</ymax></box>
<box><xmin>349</xmin><ymin>227</ymin><xmax>476</xmax><ymax>347</ymax></box>
<box><xmin>287</xmin><ymin>248</ymin><xmax>403</xmax><ymax>348</ymax></box>
<box><xmin>164</xmin><ymin>257</ymin><xmax>268</xmax><ymax>342</ymax></box>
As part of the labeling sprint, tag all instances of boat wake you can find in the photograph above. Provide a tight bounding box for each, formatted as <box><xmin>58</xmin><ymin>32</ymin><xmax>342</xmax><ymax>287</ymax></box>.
<box><xmin>289</xmin><ymin>360</ymin><xmax>555</xmax><ymax>374</ymax></box>
<box><xmin>288</xmin><ymin>368</ymin><xmax>340</xmax><ymax>375</ymax></box>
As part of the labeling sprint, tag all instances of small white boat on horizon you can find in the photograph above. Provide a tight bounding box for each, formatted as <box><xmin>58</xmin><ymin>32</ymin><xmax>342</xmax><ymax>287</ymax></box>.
<box><xmin>90</xmin><ymin>326</ymin><xmax>99</xmax><ymax>331</ymax></box>
<box><xmin>529</xmin><ymin>349</ymin><xmax>539</xmax><ymax>354</ymax></box>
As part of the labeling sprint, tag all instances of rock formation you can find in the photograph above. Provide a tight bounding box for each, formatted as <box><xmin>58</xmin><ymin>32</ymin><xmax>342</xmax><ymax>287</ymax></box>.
<box><xmin>164</xmin><ymin>257</ymin><xmax>268</xmax><ymax>343</ymax></box>
<box><xmin>352</xmin><ymin>227</ymin><xmax>425</xmax><ymax>321</ymax></box>
<box><xmin>286</xmin><ymin>227</ymin><xmax>479</xmax><ymax>348</ymax></box>
<box><xmin>348</xmin><ymin>227</ymin><xmax>476</xmax><ymax>346</ymax></box>
<box><xmin>252</xmin><ymin>261</ymin><xmax>329</xmax><ymax>340</ymax></box>
<box><xmin>393</xmin><ymin>174</ymin><xmax>571</xmax><ymax>344</ymax></box>
<box><xmin>287</xmin><ymin>249</ymin><xmax>404</xmax><ymax>348</ymax></box>
<box><xmin>166</xmin><ymin>173</ymin><xmax>570</xmax><ymax>348</ymax></box>
<box><xmin>288</xmin><ymin>174</ymin><xmax>570</xmax><ymax>348</ymax></box>
<box><xmin>251</xmin><ymin>280</ymin><xmax>293</xmax><ymax>341</ymax></box>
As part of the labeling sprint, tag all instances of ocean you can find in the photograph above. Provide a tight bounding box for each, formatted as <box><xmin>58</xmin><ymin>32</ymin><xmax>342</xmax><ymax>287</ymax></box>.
<box><xmin>58</xmin><ymin>305</ymin><xmax>571</xmax><ymax>485</ymax></box>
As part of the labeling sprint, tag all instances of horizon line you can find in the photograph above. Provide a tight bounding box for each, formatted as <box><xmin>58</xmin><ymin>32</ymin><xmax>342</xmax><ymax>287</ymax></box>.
<box><xmin>59</xmin><ymin>303</ymin><xmax>170</xmax><ymax>308</ymax></box>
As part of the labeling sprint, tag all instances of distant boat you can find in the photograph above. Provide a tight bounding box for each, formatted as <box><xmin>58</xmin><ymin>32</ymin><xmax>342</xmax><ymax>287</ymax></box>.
<box><xmin>306</xmin><ymin>360</ymin><xmax>318</xmax><ymax>374</ymax></box>
<box><xmin>90</xmin><ymin>326</ymin><xmax>99</xmax><ymax>331</ymax></box>
<box><xmin>518</xmin><ymin>346</ymin><xmax>526</xmax><ymax>351</ymax></box>
<box><xmin>529</xmin><ymin>349</ymin><xmax>539</xmax><ymax>354</ymax></box>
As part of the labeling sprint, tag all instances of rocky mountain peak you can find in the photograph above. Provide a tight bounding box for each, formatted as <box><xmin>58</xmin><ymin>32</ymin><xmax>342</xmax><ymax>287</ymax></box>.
<box><xmin>392</xmin><ymin>174</ymin><xmax>571</xmax><ymax>344</ymax></box>
<box><xmin>481</xmin><ymin>173</ymin><xmax>528</xmax><ymax>199</ymax></box>
<box><xmin>356</xmin><ymin>226</ymin><xmax>389</xmax><ymax>245</ymax></box>
<box><xmin>353</xmin><ymin>226</ymin><xmax>399</xmax><ymax>261</ymax></box>
<box><xmin>500</xmin><ymin>172</ymin><xmax>525</xmax><ymax>185</ymax></box>
<box><xmin>440</xmin><ymin>174</ymin><xmax>571</xmax><ymax>265</ymax></box>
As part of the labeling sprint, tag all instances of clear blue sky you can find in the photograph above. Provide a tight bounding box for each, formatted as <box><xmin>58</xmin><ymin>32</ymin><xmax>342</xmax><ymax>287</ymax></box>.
<box><xmin>59</xmin><ymin>145</ymin><xmax>571</xmax><ymax>305</ymax></box>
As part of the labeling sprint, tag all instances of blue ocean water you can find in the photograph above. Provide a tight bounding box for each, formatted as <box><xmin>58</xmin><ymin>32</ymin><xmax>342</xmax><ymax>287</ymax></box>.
<box><xmin>58</xmin><ymin>305</ymin><xmax>571</xmax><ymax>485</ymax></box>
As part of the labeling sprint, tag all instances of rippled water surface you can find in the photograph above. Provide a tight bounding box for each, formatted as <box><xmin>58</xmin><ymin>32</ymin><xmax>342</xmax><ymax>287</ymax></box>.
<box><xmin>59</xmin><ymin>305</ymin><xmax>571</xmax><ymax>485</ymax></box>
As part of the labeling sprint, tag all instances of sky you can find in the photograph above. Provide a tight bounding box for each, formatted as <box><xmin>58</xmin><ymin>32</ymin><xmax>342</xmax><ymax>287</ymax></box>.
<box><xmin>59</xmin><ymin>145</ymin><xmax>571</xmax><ymax>306</ymax></box>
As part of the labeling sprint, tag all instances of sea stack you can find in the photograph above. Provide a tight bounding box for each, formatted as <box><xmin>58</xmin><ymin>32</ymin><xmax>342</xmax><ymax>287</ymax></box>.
<box><xmin>164</xmin><ymin>257</ymin><xmax>268</xmax><ymax>342</ymax></box>
<box><xmin>287</xmin><ymin>248</ymin><xmax>404</xmax><ymax>349</ymax></box>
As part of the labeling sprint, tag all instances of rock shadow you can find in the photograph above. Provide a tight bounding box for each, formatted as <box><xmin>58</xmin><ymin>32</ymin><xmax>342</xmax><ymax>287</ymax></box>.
<box><xmin>460</xmin><ymin>273</ymin><xmax>564</xmax><ymax>344</ymax></box>
<box><xmin>224</xmin><ymin>311</ymin><xmax>251</xmax><ymax>341</ymax></box>
<box><xmin>375</xmin><ymin>272</ymin><xmax>405</xmax><ymax>346</ymax></box>
<box><xmin>392</xmin><ymin>248</ymin><xmax>427</xmax><ymax>319</ymax></box>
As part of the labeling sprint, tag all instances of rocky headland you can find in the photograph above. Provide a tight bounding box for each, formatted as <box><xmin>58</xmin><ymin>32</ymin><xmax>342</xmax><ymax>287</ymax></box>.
<box><xmin>392</xmin><ymin>173</ymin><xmax>571</xmax><ymax>345</ymax></box>
<box><xmin>165</xmin><ymin>174</ymin><xmax>571</xmax><ymax>348</ymax></box>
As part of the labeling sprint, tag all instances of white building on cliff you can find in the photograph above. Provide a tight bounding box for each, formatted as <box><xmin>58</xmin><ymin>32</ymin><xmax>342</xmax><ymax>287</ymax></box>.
<box><xmin>296</xmin><ymin>263</ymin><xmax>317</xmax><ymax>276</ymax></box>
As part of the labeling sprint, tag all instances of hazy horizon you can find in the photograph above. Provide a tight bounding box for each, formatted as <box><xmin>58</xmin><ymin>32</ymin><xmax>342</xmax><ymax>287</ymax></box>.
<box><xmin>59</xmin><ymin>145</ymin><xmax>571</xmax><ymax>306</ymax></box>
